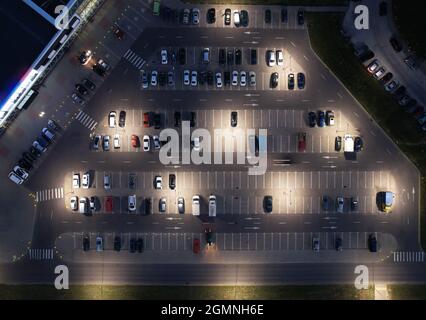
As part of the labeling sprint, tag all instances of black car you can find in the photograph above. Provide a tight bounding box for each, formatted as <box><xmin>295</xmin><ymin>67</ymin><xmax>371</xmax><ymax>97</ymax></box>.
<box><xmin>270</xmin><ymin>72</ymin><xmax>279</xmax><ymax>88</ymax></box>
<box><xmin>379</xmin><ymin>1</ymin><xmax>387</xmax><ymax>16</ymax></box>
<box><xmin>335</xmin><ymin>238</ymin><xmax>343</xmax><ymax>251</ymax></box>
<box><xmin>263</xmin><ymin>196</ymin><xmax>273</xmax><ymax>213</ymax></box>
<box><xmin>75</xmin><ymin>84</ymin><xmax>88</xmax><ymax>95</ymax></box>
<box><xmin>335</xmin><ymin>136</ymin><xmax>342</xmax><ymax>152</ymax></box>
<box><xmin>129</xmin><ymin>238</ymin><xmax>136</xmax><ymax>253</ymax></box>
<box><xmin>281</xmin><ymin>8</ymin><xmax>288</xmax><ymax>23</ymax></box>
<box><xmin>190</xmin><ymin>112</ymin><xmax>197</xmax><ymax>127</ymax></box>
<box><xmin>30</xmin><ymin>146</ymin><xmax>41</xmax><ymax>157</ymax></box>
<box><xmin>308</xmin><ymin>112</ymin><xmax>317</xmax><ymax>127</ymax></box>
<box><xmin>154</xmin><ymin>113</ymin><xmax>161</xmax><ymax>129</ymax></box>
<box><xmin>288</xmin><ymin>73</ymin><xmax>295</xmax><ymax>90</ymax></box>
<box><xmin>145</xmin><ymin>198</ymin><xmax>152</xmax><ymax>215</ymax></box>
<box><xmin>379</xmin><ymin>72</ymin><xmax>393</xmax><ymax>84</ymax></box>
<box><xmin>174</xmin><ymin>111</ymin><xmax>181</xmax><ymax>127</ymax></box>
<box><xmin>250</xmin><ymin>49</ymin><xmax>257</xmax><ymax>65</ymax></box>
<box><xmin>114</xmin><ymin>236</ymin><xmax>121</xmax><ymax>251</ymax></box>
<box><xmin>129</xmin><ymin>174</ymin><xmax>136</xmax><ymax>189</ymax></box>
<box><xmin>169</xmin><ymin>174</ymin><xmax>176</xmax><ymax>190</ymax></box>
<box><xmin>205</xmin><ymin>228</ymin><xmax>213</xmax><ymax>246</ymax></box>
<box><xmin>137</xmin><ymin>238</ymin><xmax>144</xmax><ymax>253</ymax></box>
<box><xmin>297</xmin><ymin>10</ymin><xmax>305</xmax><ymax>25</ymax></box>
<box><xmin>119</xmin><ymin>111</ymin><xmax>126</xmax><ymax>127</ymax></box>
<box><xmin>19</xmin><ymin>158</ymin><xmax>32</xmax><ymax>171</ymax></box>
<box><xmin>224</xmin><ymin>71</ymin><xmax>231</xmax><ymax>86</ymax></box>
<box><xmin>83</xmin><ymin>235</ymin><xmax>90</xmax><ymax>251</ymax></box>
<box><xmin>224</xmin><ymin>8</ymin><xmax>231</xmax><ymax>25</ymax></box>
<box><xmin>389</xmin><ymin>37</ymin><xmax>402</xmax><ymax>52</ymax></box>
<box><xmin>240</xmin><ymin>10</ymin><xmax>249</xmax><ymax>27</ymax></box>
<box><xmin>231</xmin><ymin>111</ymin><xmax>238</xmax><ymax>127</ymax></box>
<box><xmin>199</xmin><ymin>71</ymin><xmax>207</xmax><ymax>85</ymax></box>
<box><xmin>358</xmin><ymin>50</ymin><xmax>375</xmax><ymax>63</ymax></box>
<box><xmin>227</xmin><ymin>50</ymin><xmax>234</xmax><ymax>65</ymax></box>
<box><xmin>23</xmin><ymin>151</ymin><xmax>36</xmax><ymax>162</ymax></box>
<box><xmin>93</xmin><ymin>64</ymin><xmax>106</xmax><ymax>77</ymax></box>
<box><xmin>354</xmin><ymin>137</ymin><xmax>363</xmax><ymax>152</ymax></box>
<box><xmin>178</xmin><ymin>48</ymin><xmax>186</xmax><ymax>65</ymax></box>
<box><xmin>219</xmin><ymin>48</ymin><xmax>226</xmax><ymax>65</ymax></box>
<box><xmin>82</xmin><ymin>78</ymin><xmax>96</xmax><ymax>91</ymax></box>
<box><xmin>393</xmin><ymin>85</ymin><xmax>406</xmax><ymax>98</ymax></box>
<box><xmin>351</xmin><ymin>197</ymin><xmax>358</xmax><ymax>211</ymax></box>
<box><xmin>368</xmin><ymin>234</ymin><xmax>378</xmax><ymax>252</ymax></box>
<box><xmin>207</xmin><ymin>8</ymin><xmax>216</xmax><ymax>23</ymax></box>
<box><xmin>297</xmin><ymin>73</ymin><xmax>305</xmax><ymax>89</ymax></box>
<box><xmin>235</xmin><ymin>49</ymin><xmax>242</xmax><ymax>65</ymax></box>
<box><xmin>264</xmin><ymin>9</ymin><xmax>271</xmax><ymax>23</ymax></box>
<box><xmin>207</xmin><ymin>71</ymin><xmax>214</xmax><ymax>86</ymax></box>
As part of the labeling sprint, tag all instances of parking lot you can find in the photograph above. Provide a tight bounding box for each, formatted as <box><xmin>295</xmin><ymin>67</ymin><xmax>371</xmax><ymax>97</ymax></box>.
<box><xmin>68</xmin><ymin>230</ymin><xmax>377</xmax><ymax>252</ymax></box>
<box><xmin>65</xmin><ymin>169</ymin><xmax>394</xmax><ymax>215</ymax></box>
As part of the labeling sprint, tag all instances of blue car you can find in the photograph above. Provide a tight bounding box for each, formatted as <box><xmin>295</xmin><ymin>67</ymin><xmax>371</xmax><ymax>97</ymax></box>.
<box><xmin>318</xmin><ymin>111</ymin><xmax>325</xmax><ymax>127</ymax></box>
<box><xmin>297</xmin><ymin>73</ymin><xmax>305</xmax><ymax>89</ymax></box>
<box><xmin>37</xmin><ymin>135</ymin><xmax>49</xmax><ymax>148</ymax></box>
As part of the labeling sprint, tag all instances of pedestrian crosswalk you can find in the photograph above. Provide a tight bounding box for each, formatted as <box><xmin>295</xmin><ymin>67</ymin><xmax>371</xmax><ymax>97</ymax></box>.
<box><xmin>36</xmin><ymin>187</ymin><xmax>64</xmax><ymax>202</ymax></box>
<box><xmin>75</xmin><ymin>110</ymin><xmax>97</xmax><ymax>131</ymax></box>
<box><xmin>28</xmin><ymin>249</ymin><xmax>54</xmax><ymax>260</ymax></box>
<box><xmin>393</xmin><ymin>251</ymin><xmax>425</xmax><ymax>263</ymax></box>
<box><xmin>123</xmin><ymin>49</ymin><xmax>145</xmax><ymax>70</ymax></box>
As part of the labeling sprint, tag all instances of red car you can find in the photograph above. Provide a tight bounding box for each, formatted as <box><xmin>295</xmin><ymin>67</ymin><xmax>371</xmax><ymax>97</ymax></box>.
<box><xmin>105</xmin><ymin>196</ymin><xmax>113</xmax><ymax>213</ymax></box>
<box><xmin>298</xmin><ymin>132</ymin><xmax>306</xmax><ymax>152</ymax></box>
<box><xmin>131</xmin><ymin>135</ymin><xmax>140</xmax><ymax>148</ymax></box>
<box><xmin>143</xmin><ymin>112</ymin><xmax>150</xmax><ymax>128</ymax></box>
<box><xmin>193</xmin><ymin>238</ymin><xmax>200</xmax><ymax>254</ymax></box>
<box><xmin>113</xmin><ymin>25</ymin><xmax>125</xmax><ymax>40</ymax></box>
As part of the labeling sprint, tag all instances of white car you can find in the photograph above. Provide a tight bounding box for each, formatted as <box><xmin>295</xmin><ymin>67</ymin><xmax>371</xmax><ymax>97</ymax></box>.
<box><xmin>8</xmin><ymin>172</ymin><xmax>24</xmax><ymax>185</ymax></box>
<box><xmin>82</xmin><ymin>173</ymin><xmax>90</xmax><ymax>189</ymax></box>
<box><xmin>233</xmin><ymin>10</ymin><xmax>240</xmax><ymax>26</ymax></box>
<box><xmin>151</xmin><ymin>71</ymin><xmax>158</xmax><ymax>86</ymax></box>
<box><xmin>153</xmin><ymin>135</ymin><xmax>161</xmax><ymax>150</ymax></box>
<box><xmin>104</xmin><ymin>173</ymin><xmax>111</xmax><ymax>190</ymax></box>
<box><xmin>192</xmin><ymin>8</ymin><xmax>200</xmax><ymax>24</ymax></box>
<box><xmin>143</xmin><ymin>135</ymin><xmax>150</xmax><ymax>152</ymax></box>
<box><xmin>13</xmin><ymin>166</ymin><xmax>29</xmax><ymax>180</ymax></box>
<box><xmin>367</xmin><ymin>60</ymin><xmax>379</xmax><ymax>73</ymax></box>
<box><xmin>70</xmin><ymin>196</ymin><xmax>78</xmax><ymax>211</ymax></box>
<box><xmin>209</xmin><ymin>195</ymin><xmax>217</xmax><ymax>217</ymax></box>
<box><xmin>42</xmin><ymin>128</ymin><xmax>55</xmax><ymax>141</ymax></box>
<box><xmin>155</xmin><ymin>176</ymin><xmax>162</xmax><ymax>189</ymax></box>
<box><xmin>73</xmin><ymin>173</ymin><xmax>80</xmax><ymax>189</ymax></box>
<box><xmin>191</xmin><ymin>71</ymin><xmax>198</xmax><ymax>86</ymax></box>
<box><xmin>276</xmin><ymin>50</ymin><xmax>284</xmax><ymax>66</ymax></box>
<box><xmin>114</xmin><ymin>134</ymin><xmax>120</xmax><ymax>149</ymax></box>
<box><xmin>374</xmin><ymin>67</ymin><xmax>385</xmax><ymax>79</ymax></box>
<box><xmin>161</xmin><ymin>49</ymin><xmax>168</xmax><ymax>65</ymax></box>
<box><xmin>79</xmin><ymin>198</ymin><xmax>88</xmax><ymax>214</ymax></box>
<box><xmin>108</xmin><ymin>111</ymin><xmax>116</xmax><ymax>128</ymax></box>
<box><xmin>97</xmin><ymin>59</ymin><xmax>110</xmax><ymax>71</ymax></box>
<box><xmin>337</xmin><ymin>196</ymin><xmax>344</xmax><ymax>213</ymax></box>
<box><xmin>267</xmin><ymin>50</ymin><xmax>276</xmax><ymax>67</ymax></box>
<box><xmin>128</xmin><ymin>195</ymin><xmax>136</xmax><ymax>212</ymax></box>
<box><xmin>232</xmin><ymin>71</ymin><xmax>238</xmax><ymax>86</ymax></box>
<box><xmin>240</xmin><ymin>71</ymin><xmax>247</xmax><ymax>86</ymax></box>
<box><xmin>249</xmin><ymin>71</ymin><xmax>256</xmax><ymax>86</ymax></box>
<box><xmin>216</xmin><ymin>72</ymin><xmax>223</xmax><ymax>88</ymax></box>
<box><xmin>183</xmin><ymin>70</ymin><xmax>190</xmax><ymax>86</ymax></box>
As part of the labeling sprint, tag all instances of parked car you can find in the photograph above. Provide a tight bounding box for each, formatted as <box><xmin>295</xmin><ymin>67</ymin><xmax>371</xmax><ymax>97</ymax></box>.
<box><xmin>336</xmin><ymin>196</ymin><xmax>344</xmax><ymax>213</ymax></box>
<box><xmin>308</xmin><ymin>112</ymin><xmax>316</xmax><ymax>127</ymax></box>
<box><xmin>270</xmin><ymin>72</ymin><xmax>279</xmax><ymax>88</ymax></box>
<box><xmin>354</xmin><ymin>137</ymin><xmax>363</xmax><ymax>152</ymax></box>
<box><xmin>128</xmin><ymin>195</ymin><xmax>136</xmax><ymax>212</ymax></box>
<box><xmin>263</xmin><ymin>196</ymin><xmax>273</xmax><ymax>213</ymax></box>
<box><xmin>231</xmin><ymin>111</ymin><xmax>238</xmax><ymax>127</ymax></box>
<box><xmin>335</xmin><ymin>136</ymin><xmax>342</xmax><ymax>152</ymax></box>
<box><xmin>298</xmin><ymin>132</ymin><xmax>306</xmax><ymax>152</ymax></box>
<box><xmin>264</xmin><ymin>9</ymin><xmax>271</xmax><ymax>23</ymax></box>
<box><xmin>224</xmin><ymin>8</ymin><xmax>231</xmax><ymax>25</ymax></box>
<box><xmin>288</xmin><ymin>73</ymin><xmax>295</xmax><ymax>90</ymax></box>
<box><xmin>207</xmin><ymin>8</ymin><xmax>216</xmax><ymax>23</ymax></box>
<box><xmin>297</xmin><ymin>9</ymin><xmax>305</xmax><ymax>25</ymax></box>
<box><xmin>297</xmin><ymin>73</ymin><xmax>305</xmax><ymax>89</ymax></box>
<box><xmin>143</xmin><ymin>135</ymin><xmax>151</xmax><ymax>152</ymax></box>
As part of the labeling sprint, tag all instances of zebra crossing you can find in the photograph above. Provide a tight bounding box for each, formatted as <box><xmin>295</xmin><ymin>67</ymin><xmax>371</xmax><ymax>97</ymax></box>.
<box><xmin>393</xmin><ymin>251</ymin><xmax>425</xmax><ymax>263</ymax></box>
<box><xmin>28</xmin><ymin>249</ymin><xmax>54</xmax><ymax>260</ymax></box>
<box><xmin>36</xmin><ymin>187</ymin><xmax>64</xmax><ymax>202</ymax></box>
<box><xmin>75</xmin><ymin>110</ymin><xmax>97</xmax><ymax>131</ymax></box>
<box><xmin>123</xmin><ymin>49</ymin><xmax>145</xmax><ymax>70</ymax></box>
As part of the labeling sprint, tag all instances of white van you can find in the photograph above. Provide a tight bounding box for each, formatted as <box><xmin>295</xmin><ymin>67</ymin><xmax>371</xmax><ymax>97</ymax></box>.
<box><xmin>8</xmin><ymin>172</ymin><xmax>24</xmax><ymax>185</ymax></box>
<box><xmin>209</xmin><ymin>195</ymin><xmax>216</xmax><ymax>217</ymax></box>
<box><xmin>79</xmin><ymin>197</ymin><xmax>88</xmax><ymax>214</ymax></box>
<box><xmin>192</xmin><ymin>195</ymin><xmax>200</xmax><ymax>216</ymax></box>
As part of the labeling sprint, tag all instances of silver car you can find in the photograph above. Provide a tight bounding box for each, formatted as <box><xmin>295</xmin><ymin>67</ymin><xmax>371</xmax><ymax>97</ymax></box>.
<box><xmin>336</xmin><ymin>196</ymin><xmax>344</xmax><ymax>213</ymax></box>
<box><xmin>159</xmin><ymin>198</ymin><xmax>167</xmax><ymax>213</ymax></box>
<box><xmin>178</xmin><ymin>197</ymin><xmax>185</xmax><ymax>214</ymax></box>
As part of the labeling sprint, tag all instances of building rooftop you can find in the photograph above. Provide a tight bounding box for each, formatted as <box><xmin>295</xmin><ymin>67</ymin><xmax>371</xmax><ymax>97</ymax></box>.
<box><xmin>0</xmin><ymin>1</ymin><xmax>58</xmax><ymax>104</ymax></box>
